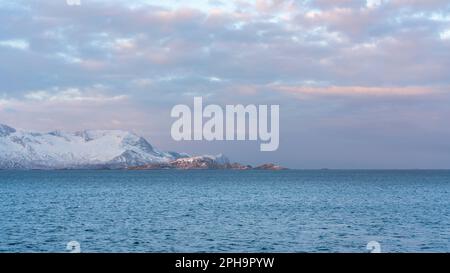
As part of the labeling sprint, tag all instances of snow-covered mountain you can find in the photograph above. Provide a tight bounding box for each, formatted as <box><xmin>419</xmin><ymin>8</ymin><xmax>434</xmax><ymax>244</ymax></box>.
<box><xmin>0</xmin><ymin>124</ymin><xmax>287</xmax><ymax>170</ymax></box>
<box><xmin>0</xmin><ymin>123</ymin><xmax>189</xmax><ymax>169</ymax></box>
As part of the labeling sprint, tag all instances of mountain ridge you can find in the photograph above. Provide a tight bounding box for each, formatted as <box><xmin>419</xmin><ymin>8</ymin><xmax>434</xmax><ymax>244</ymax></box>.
<box><xmin>0</xmin><ymin>123</ymin><xmax>286</xmax><ymax>170</ymax></box>
<box><xmin>0</xmin><ymin>123</ymin><xmax>179</xmax><ymax>169</ymax></box>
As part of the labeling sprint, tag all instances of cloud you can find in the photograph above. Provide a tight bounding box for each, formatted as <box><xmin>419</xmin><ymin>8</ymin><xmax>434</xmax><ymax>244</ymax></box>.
<box><xmin>0</xmin><ymin>86</ymin><xmax>137</xmax><ymax>134</ymax></box>
<box><xmin>440</xmin><ymin>29</ymin><xmax>450</xmax><ymax>39</ymax></box>
<box><xmin>1</xmin><ymin>0</ymin><xmax>449</xmax><ymax>93</ymax></box>
<box><xmin>390</xmin><ymin>0</ymin><xmax>450</xmax><ymax>10</ymax></box>
<box><xmin>276</xmin><ymin>85</ymin><xmax>440</xmax><ymax>97</ymax></box>
<box><xmin>0</xmin><ymin>39</ymin><xmax>29</xmax><ymax>50</ymax></box>
<box><xmin>24</xmin><ymin>88</ymin><xmax>127</xmax><ymax>102</ymax></box>
<box><xmin>0</xmin><ymin>86</ymin><xmax>128</xmax><ymax>113</ymax></box>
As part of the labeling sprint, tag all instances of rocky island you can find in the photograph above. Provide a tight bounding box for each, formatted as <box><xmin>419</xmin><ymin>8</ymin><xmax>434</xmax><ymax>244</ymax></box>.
<box><xmin>128</xmin><ymin>155</ymin><xmax>287</xmax><ymax>170</ymax></box>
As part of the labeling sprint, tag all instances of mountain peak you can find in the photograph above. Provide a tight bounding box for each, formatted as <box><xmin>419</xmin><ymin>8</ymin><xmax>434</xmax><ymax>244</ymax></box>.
<box><xmin>0</xmin><ymin>123</ymin><xmax>16</xmax><ymax>136</ymax></box>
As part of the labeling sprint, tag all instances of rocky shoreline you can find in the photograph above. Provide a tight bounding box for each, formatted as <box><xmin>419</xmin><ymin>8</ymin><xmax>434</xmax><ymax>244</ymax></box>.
<box><xmin>128</xmin><ymin>157</ymin><xmax>287</xmax><ymax>171</ymax></box>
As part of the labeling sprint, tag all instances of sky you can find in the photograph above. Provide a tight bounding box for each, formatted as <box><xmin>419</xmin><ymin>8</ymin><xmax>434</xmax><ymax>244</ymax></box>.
<box><xmin>1</xmin><ymin>0</ymin><xmax>450</xmax><ymax>168</ymax></box>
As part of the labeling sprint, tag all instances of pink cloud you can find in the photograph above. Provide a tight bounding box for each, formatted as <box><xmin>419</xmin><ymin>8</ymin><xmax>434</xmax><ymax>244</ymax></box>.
<box><xmin>303</xmin><ymin>7</ymin><xmax>380</xmax><ymax>39</ymax></box>
<box><xmin>390</xmin><ymin>0</ymin><xmax>450</xmax><ymax>10</ymax></box>
<box><xmin>275</xmin><ymin>85</ymin><xmax>440</xmax><ymax>97</ymax></box>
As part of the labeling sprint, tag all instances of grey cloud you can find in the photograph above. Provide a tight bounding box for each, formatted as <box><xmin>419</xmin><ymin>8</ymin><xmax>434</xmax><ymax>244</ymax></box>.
<box><xmin>2</xmin><ymin>0</ymin><xmax>449</xmax><ymax>96</ymax></box>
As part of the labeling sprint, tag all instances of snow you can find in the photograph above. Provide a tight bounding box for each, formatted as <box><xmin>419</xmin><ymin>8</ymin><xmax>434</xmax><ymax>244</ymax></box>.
<box><xmin>174</xmin><ymin>154</ymin><xmax>230</xmax><ymax>164</ymax></box>
<box><xmin>0</xmin><ymin>124</ymin><xmax>178</xmax><ymax>169</ymax></box>
<box><xmin>0</xmin><ymin>124</ymin><xmax>16</xmax><ymax>136</ymax></box>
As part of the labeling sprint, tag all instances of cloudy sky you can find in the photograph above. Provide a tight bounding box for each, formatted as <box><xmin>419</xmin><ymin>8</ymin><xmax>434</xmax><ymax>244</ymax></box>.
<box><xmin>1</xmin><ymin>0</ymin><xmax>450</xmax><ymax>168</ymax></box>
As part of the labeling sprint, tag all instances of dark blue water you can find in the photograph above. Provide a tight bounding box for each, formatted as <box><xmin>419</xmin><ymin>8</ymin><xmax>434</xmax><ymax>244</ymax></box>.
<box><xmin>0</xmin><ymin>170</ymin><xmax>449</xmax><ymax>253</ymax></box>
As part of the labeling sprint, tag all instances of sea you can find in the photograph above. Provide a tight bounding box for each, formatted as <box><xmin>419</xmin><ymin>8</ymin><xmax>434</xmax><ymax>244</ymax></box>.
<box><xmin>0</xmin><ymin>170</ymin><xmax>448</xmax><ymax>253</ymax></box>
